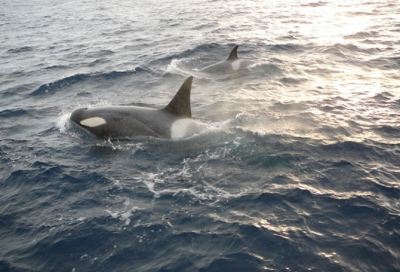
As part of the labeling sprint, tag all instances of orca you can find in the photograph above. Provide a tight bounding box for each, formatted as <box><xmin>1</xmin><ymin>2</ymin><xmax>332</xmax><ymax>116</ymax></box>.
<box><xmin>200</xmin><ymin>45</ymin><xmax>252</xmax><ymax>74</ymax></box>
<box><xmin>70</xmin><ymin>76</ymin><xmax>199</xmax><ymax>139</ymax></box>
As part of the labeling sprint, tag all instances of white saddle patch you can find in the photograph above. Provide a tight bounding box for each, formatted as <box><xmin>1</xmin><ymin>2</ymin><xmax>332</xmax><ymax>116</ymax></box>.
<box><xmin>80</xmin><ymin>117</ymin><xmax>106</xmax><ymax>127</ymax></box>
<box><xmin>231</xmin><ymin>60</ymin><xmax>242</xmax><ymax>71</ymax></box>
<box><xmin>170</xmin><ymin>118</ymin><xmax>207</xmax><ymax>139</ymax></box>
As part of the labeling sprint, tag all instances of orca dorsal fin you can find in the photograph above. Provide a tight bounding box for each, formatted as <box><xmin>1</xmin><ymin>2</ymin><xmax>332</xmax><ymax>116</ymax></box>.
<box><xmin>163</xmin><ymin>76</ymin><xmax>193</xmax><ymax>118</ymax></box>
<box><xmin>227</xmin><ymin>45</ymin><xmax>239</xmax><ymax>61</ymax></box>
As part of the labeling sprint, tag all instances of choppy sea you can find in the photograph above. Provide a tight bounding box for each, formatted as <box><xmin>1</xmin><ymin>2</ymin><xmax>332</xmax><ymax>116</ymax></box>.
<box><xmin>1</xmin><ymin>0</ymin><xmax>400</xmax><ymax>271</ymax></box>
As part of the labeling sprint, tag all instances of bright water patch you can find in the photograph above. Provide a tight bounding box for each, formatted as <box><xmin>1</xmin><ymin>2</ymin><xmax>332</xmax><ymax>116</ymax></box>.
<box><xmin>56</xmin><ymin>112</ymin><xmax>72</xmax><ymax>133</ymax></box>
<box><xmin>1</xmin><ymin>0</ymin><xmax>400</xmax><ymax>271</ymax></box>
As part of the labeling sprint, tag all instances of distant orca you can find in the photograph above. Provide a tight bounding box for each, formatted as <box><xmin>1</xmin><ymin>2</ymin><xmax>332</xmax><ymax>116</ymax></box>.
<box><xmin>70</xmin><ymin>76</ymin><xmax>199</xmax><ymax>139</ymax></box>
<box><xmin>200</xmin><ymin>45</ymin><xmax>252</xmax><ymax>74</ymax></box>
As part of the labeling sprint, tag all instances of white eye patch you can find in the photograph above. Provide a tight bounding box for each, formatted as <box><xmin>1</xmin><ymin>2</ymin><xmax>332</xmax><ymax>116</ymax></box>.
<box><xmin>80</xmin><ymin>117</ymin><xmax>106</xmax><ymax>127</ymax></box>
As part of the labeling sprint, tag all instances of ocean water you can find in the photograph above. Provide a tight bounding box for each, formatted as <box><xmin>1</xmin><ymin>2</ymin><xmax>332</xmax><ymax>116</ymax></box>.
<box><xmin>1</xmin><ymin>0</ymin><xmax>400</xmax><ymax>271</ymax></box>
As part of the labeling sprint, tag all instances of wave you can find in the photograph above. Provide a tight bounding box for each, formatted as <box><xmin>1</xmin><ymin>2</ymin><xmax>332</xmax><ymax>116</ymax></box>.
<box><xmin>268</xmin><ymin>43</ymin><xmax>306</xmax><ymax>53</ymax></box>
<box><xmin>6</xmin><ymin>46</ymin><xmax>34</xmax><ymax>54</ymax></box>
<box><xmin>0</xmin><ymin>108</ymin><xmax>28</xmax><ymax>118</ymax></box>
<box><xmin>372</xmin><ymin>92</ymin><xmax>394</xmax><ymax>101</ymax></box>
<box><xmin>0</xmin><ymin>83</ymin><xmax>37</xmax><ymax>97</ymax></box>
<box><xmin>361</xmin><ymin>56</ymin><xmax>400</xmax><ymax>70</ymax></box>
<box><xmin>278</xmin><ymin>77</ymin><xmax>308</xmax><ymax>85</ymax></box>
<box><xmin>200</xmin><ymin>252</ymin><xmax>264</xmax><ymax>271</ymax></box>
<box><xmin>301</xmin><ymin>1</ymin><xmax>327</xmax><ymax>7</ymax></box>
<box><xmin>344</xmin><ymin>31</ymin><xmax>380</xmax><ymax>39</ymax></box>
<box><xmin>317</xmin><ymin>140</ymin><xmax>400</xmax><ymax>164</ymax></box>
<box><xmin>373</xmin><ymin>125</ymin><xmax>400</xmax><ymax>137</ymax></box>
<box><xmin>31</xmin><ymin>73</ymin><xmax>91</xmax><ymax>96</ymax></box>
<box><xmin>0</xmin><ymin>259</ymin><xmax>33</xmax><ymax>272</ymax></box>
<box><xmin>228</xmin><ymin>187</ymin><xmax>388</xmax><ymax>217</ymax></box>
<box><xmin>30</xmin><ymin>67</ymin><xmax>148</xmax><ymax>96</ymax></box>
<box><xmin>320</xmin><ymin>43</ymin><xmax>383</xmax><ymax>57</ymax></box>
<box><xmin>346</xmin><ymin>11</ymin><xmax>375</xmax><ymax>16</ymax></box>
<box><xmin>154</xmin><ymin>43</ymin><xmax>222</xmax><ymax>63</ymax></box>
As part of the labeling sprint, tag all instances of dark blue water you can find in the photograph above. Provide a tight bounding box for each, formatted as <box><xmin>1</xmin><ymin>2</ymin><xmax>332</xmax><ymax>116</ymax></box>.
<box><xmin>1</xmin><ymin>0</ymin><xmax>400</xmax><ymax>271</ymax></box>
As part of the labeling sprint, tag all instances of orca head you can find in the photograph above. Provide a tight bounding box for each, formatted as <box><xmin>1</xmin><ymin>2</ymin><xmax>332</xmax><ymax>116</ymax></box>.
<box><xmin>70</xmin><ymin>108</ymin><xmax>86</xmax><ymax>125</ymax></box>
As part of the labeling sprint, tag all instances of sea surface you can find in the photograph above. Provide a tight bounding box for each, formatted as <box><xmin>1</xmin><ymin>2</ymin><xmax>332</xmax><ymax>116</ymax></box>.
<box><xmin>1</xmin><ymin>0</ymin><xmax>400</xmax><ymax>271</ymax></box>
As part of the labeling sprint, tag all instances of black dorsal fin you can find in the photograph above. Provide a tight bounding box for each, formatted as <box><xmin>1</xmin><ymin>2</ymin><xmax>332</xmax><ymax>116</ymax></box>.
<box><xmin>163</xmin><ymin>76</ymin><xmax>193</xmax><ymax>118</ymax></box>
<box><xmin>227</xmin><ymin>45</ymin><xmax>239</xmax><ymax>61</ymax></box>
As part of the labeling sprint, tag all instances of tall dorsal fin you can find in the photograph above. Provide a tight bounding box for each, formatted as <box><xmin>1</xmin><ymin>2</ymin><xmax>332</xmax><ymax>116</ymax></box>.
<box><xmin>227</xmin><ymin>45</ymin><xmax>239</xmax><ymax>61</ymax></box>
<box><xmin>163</xmin><ymin>76</ymin><xmax>193</xmax><ymax>118</ymax></box>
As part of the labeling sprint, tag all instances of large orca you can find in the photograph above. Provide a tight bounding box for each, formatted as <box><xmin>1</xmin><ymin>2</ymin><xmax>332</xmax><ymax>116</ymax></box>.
<box><xmin>70</xmin><ymin>76</ymin><xmax>199</xmax><ymax>139</ymax></box>
<box><xmin>200</xmin><ymin>45</ymin><xmax>252</xmax><ymax>74</ymax></box>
